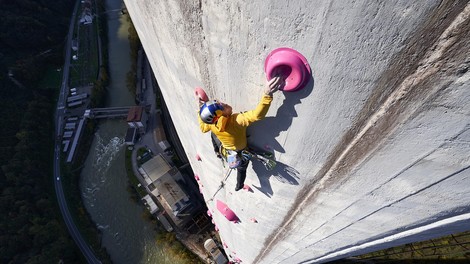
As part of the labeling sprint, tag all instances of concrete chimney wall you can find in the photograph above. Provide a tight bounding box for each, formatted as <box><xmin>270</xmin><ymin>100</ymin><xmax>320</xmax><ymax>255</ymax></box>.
<box><xmin>124</xmin><ymin>0</ymin><xmax>470</xmax><ymax>263</ymax></box>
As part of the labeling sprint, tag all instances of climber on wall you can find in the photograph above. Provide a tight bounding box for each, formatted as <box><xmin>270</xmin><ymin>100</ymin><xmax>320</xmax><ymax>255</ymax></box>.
<box><xmin>197</xmin><ymin>77</ymin><xmax>284</xmax><ymax>191</ymax></box>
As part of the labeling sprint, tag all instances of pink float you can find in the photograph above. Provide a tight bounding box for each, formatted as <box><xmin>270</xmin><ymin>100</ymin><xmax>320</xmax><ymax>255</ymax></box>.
<box><xmin>242</xmin><ymin>184</ymin><xmax>252</xmax><ymax>192</ymax></box>
<box><xmin>195</xmin><ymin>87</ymin><xmax>209</xmax><ymax>102</ymax></box>
<box><xmin>216</xmin><ymin>200</ymin><xmax>239</xmax><ymax>222</ymax></box>
<box><xmin>194</xmin><ymin>174</ymin><xmax>200</xmax><ymax>181</ymax></box>
<box><xmin>264</xmin><ymin>47</ymin><xmax>311</xmax><ymax>92</ymax></box>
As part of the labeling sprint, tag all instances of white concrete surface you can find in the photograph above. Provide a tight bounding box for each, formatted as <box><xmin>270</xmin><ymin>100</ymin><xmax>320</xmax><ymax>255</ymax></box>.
<box><xmin>124</xmin><ymin>0</ymin><xmax>470</xmax><ymax>263</ymax></box>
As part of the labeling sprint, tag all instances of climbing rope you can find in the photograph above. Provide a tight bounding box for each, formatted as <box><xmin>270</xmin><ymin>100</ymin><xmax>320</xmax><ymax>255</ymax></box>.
<box><xmin>206</xmin><ymin>168</ymin><xmax>233</xmax><ymax>202</ymax></box>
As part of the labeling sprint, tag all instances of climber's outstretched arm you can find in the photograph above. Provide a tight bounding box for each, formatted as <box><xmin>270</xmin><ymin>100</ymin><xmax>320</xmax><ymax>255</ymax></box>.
<box><xmin>235</xmin><ymin>77</ymin><xmax>283</xmax><ymax>126</ymax></box>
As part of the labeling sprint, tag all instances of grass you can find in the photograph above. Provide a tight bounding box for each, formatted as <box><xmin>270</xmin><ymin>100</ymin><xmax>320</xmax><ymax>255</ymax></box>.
<box><xmin>125</xmin><ymin>148</ymin><xmax>148</xmax><ymax>198</ymax></box>
<box><xmin>137</xmin><ymin>147</ymin><xmax>153</xmax><ymax>166</ymax></box>
<box><xmin>69</xmin><ymin>17</ymin><xmax>99</xmax><ymax>88</ymax></box>
<box><xmin>156</xmin><ymin>232</ymin><xmax>205</xmax><ymax>264</ymax></box>
<box><xmin>137</xmin><ymin>147</ymin><xmax>147</xmax><ymax>156</ymax></box>
<box><xmin>38</xmin><ymin>67</ymin><xmax>63</xmax><ymax>90</ymax></box>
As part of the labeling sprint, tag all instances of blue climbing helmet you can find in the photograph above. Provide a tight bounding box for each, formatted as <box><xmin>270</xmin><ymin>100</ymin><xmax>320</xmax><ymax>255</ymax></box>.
<box><xmin>200</xmin><ymin>100</ymin><xmax>224</xmax><ymax>124</ymax></box>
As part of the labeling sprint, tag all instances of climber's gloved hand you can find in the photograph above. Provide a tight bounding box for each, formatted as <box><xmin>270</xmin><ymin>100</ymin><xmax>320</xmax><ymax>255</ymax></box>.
<box><xmin>196</xmin><ymin>94</ymin><xmax>206</xmax><ymax>111</ymax></box>
<box><xmin>197</xmin><ymin>98</ymin><xmax>205</xmax><ymax>109</ymax></box>
<box><xmin>265</xmin><ymin>76</ymin><xmax>284</xmax><ymax>96</ymax></box>
<box><xmin>195</xmin><ymin>87</ymin><xmax>209</xmax><ymax>111</ymax></box>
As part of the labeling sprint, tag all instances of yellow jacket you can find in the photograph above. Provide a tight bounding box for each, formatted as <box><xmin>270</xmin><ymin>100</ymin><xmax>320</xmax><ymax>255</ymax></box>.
<box><xmin>198</xmin><ymin>95</ymin><xmax>273</xmax><ymax>151</ymax></box>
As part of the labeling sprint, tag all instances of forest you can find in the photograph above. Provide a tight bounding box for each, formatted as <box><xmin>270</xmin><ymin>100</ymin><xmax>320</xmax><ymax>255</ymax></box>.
<box><xmin>0</xmin><ymin>0</ymin><xmax>82</xmax><ymax>262</ymax></box>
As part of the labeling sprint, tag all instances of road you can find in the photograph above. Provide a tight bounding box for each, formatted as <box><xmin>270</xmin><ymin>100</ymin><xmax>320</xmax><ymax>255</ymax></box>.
<box><xmin>53</xmin><ymin>1</ymin><xmax>101</xmax><ymax>263</ymax></box>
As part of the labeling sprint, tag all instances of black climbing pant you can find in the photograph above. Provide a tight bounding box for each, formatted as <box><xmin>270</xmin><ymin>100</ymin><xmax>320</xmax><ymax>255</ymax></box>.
<box><xmin>236</xmin><ymin>159</ymin><xmax>250</xmax><ymax>191</ymax></box>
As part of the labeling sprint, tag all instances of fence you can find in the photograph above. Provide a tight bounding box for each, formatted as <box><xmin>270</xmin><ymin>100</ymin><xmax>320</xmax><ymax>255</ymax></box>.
<box><xmin>337</xmin><ymin>231</ymin><xmax>470</xmax><ymax>263</ymax></box>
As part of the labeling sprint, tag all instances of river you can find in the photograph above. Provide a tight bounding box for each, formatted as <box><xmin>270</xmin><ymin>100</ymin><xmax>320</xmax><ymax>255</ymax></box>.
<box><xmin>79</xmin><ymin>0</ymin><xmax>179</xmax><ymax>263</ymax></box>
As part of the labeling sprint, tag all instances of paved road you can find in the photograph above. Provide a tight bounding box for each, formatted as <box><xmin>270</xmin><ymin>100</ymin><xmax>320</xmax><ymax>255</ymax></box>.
<box><xmin>54</xmin><ymin>147</ymin><xmax>101</xmax><ymax>263</ymax></box>
<box><xmin>53</xmin><ymin>1</ymin><xmax>101</xmax><ymax>263</ymax></box>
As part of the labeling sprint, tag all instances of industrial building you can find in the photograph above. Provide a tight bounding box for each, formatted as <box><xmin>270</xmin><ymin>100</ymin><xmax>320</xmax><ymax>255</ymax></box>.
<box><xmin>126</xmin><ymin>106</ymin><xmax>147</xmax><ymax>135</ymax></box>
<box><xmin>139</xmin><ymin>154</ymin><xmax>192</xmax><ymax>219</ymax></box>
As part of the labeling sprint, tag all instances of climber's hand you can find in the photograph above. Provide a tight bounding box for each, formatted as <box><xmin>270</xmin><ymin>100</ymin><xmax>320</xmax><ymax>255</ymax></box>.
<box><xmin>195</xmin><ymin>87</ymin><xmax>209</xmax><ymax>111</ymax></box>
<box><xmin>198</xmin><ymin>98</ymin><xmax>205</xmax><ymax>108</ymax></box>
<box><xmin>265</xmin><ymin>76</ymin><xmax>284</xmax><ymax>96</ymax></box>
<box><xmin>195</xmin><ymin>92</ymin><xmax>207</xmax><ymax>110</ymax></box>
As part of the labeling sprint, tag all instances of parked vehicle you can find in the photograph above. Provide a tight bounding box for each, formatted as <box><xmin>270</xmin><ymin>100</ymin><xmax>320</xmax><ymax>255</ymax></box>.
<box><xmin>204</xmin><ymin>239</ymin><xmax>228</xmax><ymax>264</ymax></box>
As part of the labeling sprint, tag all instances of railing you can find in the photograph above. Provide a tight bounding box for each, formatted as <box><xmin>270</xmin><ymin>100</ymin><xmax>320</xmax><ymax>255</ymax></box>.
<box><xmin>342</xmin><ymin>231</ymin><xmax>470</xmax><ymax>263</ymax></box>
<box><xmin>84</xmin><ymin>106</ymin><xmax>132</xmax><ymax>119</ymax></box>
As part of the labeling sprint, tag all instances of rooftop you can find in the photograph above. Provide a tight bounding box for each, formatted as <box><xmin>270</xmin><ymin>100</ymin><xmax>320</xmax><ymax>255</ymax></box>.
<box><xmin>126</xmin><ymin>106</ymin><xmax>144</xmax><ymax>122</ymax></box>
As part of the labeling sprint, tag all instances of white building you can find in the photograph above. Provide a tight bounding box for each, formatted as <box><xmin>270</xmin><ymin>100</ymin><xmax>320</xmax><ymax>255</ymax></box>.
<box><xmin>142</xmin><ymin>194</ymin><xmax>159</xmax><ymax>214</ymax></box>
<box><xmin>125</xmin><ymin>127</ymin><xmax>137</xmax><ymax>146</ymax></box>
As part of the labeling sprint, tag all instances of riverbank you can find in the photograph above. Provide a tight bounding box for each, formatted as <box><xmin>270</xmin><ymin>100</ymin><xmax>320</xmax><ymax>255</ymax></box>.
<box><xmin>122</xmin><ymin>53</ymin><xmax>213</xmax><ymax>263</ymax></box>
<box><xmin>73</xmin><ymin>0</ymin><xmax>205</xmax><ymax>262</ymax></box>
<box><xmin>120</xmin><ymin>11</ymin><xmax>218</xmax><ymax>263</ymax></box>
<box><xmin>63</xmin><ymin>0</ymin><xmax>217</xmax><ymax>262</ymax></box>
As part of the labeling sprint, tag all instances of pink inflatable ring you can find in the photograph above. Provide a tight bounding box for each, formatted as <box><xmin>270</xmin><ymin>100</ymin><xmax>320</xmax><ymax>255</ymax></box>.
<box><xmin>264</xmin><ymin>47</ymin><xmax>311</xmax><ymax>92</ymax></box>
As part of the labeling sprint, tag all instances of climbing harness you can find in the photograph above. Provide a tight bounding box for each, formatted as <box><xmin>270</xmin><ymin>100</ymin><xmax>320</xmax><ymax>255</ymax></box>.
<box><xmin>244</xmin><ymin>149</ymin><xmax>276</xmax><ymax>171</ymax></box>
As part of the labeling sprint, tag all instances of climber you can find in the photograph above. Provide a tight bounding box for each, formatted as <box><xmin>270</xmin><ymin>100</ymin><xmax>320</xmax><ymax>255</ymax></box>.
<box><xmin>197</xmin><ymin>77</ymin><xmax>284</xmax><ymax>191</ymax></box>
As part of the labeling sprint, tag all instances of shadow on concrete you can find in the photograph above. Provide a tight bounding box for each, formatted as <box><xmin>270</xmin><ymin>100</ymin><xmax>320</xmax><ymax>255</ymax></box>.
<box><xmin>246</xmin><ymin>75</ymin><xmax>314</xmax><ymax>197</ymax></box>
<box><xmin>248</xmin><ymin>76</ymin><xmax>315</xmax><ymax>153</ymax></box>
<box><xmin>250</xmin><ymin>158</ymin><xmax>300</xmax><ymax>198</ymax></box>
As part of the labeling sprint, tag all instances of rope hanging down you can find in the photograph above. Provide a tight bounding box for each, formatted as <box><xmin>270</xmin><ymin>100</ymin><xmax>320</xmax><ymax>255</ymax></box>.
<box><xmin>206</xmin><ymin>168</ymin><xmax>233</xmax><ymax>202</ymax></box>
